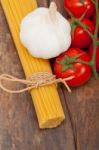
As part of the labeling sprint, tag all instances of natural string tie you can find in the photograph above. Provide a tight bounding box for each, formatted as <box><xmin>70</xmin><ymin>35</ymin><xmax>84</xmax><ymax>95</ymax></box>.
<box><xmin>0</xmin><ymin>72</ymin><xmax>74</xmax><ymax>93</ymax></box>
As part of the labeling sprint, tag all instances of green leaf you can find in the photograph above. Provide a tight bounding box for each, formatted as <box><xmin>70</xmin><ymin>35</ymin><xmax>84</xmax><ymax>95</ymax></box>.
<box><xmin>57</xmin><ymin>55</ymin><xmax>70</xmax><ymax>65</ymax></box>
<box><xmin>71</xmin><ymin>53</ymin><xmax>84</xmax><ymax>60</ymax></box>
<box><xmin>69</xmin><ymin>64</ymin><xmax>75</xmax><ymax>70</ymax></box>
<box><xmin>64</xmin><ymin>54</ymin><xmax>70</xmax><ymax>60</ymax></box>
<box><xmin>61</xmin><ymin>64</ymin><xmax>75</xmax><ymax>72</ymax></box>
<box><xmin>62</xmin><ymin>65</ymin><xmax>69</xmax><ymax>72</ymax></box>
<box><xmin>56</xmin><ymin>59</ymin><xmax>67</xmax><ymax>65</ymax></box>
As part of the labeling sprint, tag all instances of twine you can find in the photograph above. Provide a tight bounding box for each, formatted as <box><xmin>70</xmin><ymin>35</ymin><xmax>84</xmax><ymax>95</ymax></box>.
<box><xmin>0</xmin><ymin>72</ymin><xmax>74</xmax><ymax>93</ymax></box>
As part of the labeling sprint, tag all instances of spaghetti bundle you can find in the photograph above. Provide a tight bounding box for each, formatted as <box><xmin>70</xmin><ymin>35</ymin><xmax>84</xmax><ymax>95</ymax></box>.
<box><xmin>1</xmin><ymin>0</ymin><xmax>65</xmax><ymax>128</ymax></box>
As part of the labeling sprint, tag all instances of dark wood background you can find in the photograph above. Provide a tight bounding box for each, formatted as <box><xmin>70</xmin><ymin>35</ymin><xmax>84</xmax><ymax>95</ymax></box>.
<box><xmin>0</xmin><ymin>0</ymin><xmax>99</xmax><ymax>149</ymax></box>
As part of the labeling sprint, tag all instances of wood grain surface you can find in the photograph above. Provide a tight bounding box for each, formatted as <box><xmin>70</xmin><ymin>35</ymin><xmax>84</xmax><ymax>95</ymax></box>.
<box><xmin>0</xmin><ymin>0</ymin><xmax>99</xmax><ymax>150</ymax></box>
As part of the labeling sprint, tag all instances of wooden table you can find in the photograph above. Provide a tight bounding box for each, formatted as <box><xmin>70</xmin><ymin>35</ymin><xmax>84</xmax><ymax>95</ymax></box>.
<box><xmin>0</xmin><ymin>0</ymin><xmax>99</xmax><ymax>149</ymax></box>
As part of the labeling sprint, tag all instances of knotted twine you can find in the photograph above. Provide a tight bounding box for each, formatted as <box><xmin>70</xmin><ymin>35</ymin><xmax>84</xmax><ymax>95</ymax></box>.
<box><xmin>0</xmin><ymin>72</ymin><xmax>74</xmax><ymax>93</ymax></box>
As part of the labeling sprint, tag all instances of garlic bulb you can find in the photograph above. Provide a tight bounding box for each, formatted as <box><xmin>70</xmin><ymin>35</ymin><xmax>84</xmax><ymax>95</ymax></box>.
<box><xmin>20</xmin><ymin>2</ymin><xmax>71</xmax><ymax>59</ymax></box>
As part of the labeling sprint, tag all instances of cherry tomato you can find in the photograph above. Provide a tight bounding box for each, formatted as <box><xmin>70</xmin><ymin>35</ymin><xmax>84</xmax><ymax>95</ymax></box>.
<box><xmin>88</xmin><ymin>39</ymin><xmax>99</xmax><ymax>71</ymax></box>
<box><xmin>64</xmin><ymin>0</ymin><xmax>95</xmax><ymax>18</ymax></box>
<box><xmin>71</xmin><ymin>18</ymin><xmax>95</xmax><ymax>49</ymax></box>
<box><xmin>54</xmin><ymin>48</ymin><xmax>92</xmax><ymax>87</ymax></box>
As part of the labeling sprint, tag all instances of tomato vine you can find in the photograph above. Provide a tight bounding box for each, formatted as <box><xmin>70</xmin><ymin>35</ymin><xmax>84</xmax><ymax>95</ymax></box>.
<box><xmin>65</xmin><ymin>0</ymin><xmax>99</xmax><ymax>79</ymax></box>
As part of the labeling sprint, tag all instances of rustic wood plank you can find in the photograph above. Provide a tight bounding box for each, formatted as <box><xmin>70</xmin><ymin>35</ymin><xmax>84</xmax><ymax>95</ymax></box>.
<box><xmin>0</xmin><ymin>2</ymin><xmax>75</xmax><ymax>150</ymax></box>
<box><xmin>36</xmin><ymin>0</ymin><xmax>48</xmax><ymax>7</ymax></box>
<box><xmin>62</xmin><ymin>78</ymin><xmax>99</xmax><ymax>150</ymax></box>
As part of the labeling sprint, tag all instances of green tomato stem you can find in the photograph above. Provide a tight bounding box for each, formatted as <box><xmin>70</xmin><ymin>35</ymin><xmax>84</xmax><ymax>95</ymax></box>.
<box><xmin>90</xmin><ymin>0</ymin><xmax>99</xmax><ymax>79</ymax></box>
<box><xmin>74</xmin><ymin>60</ymin><xmax>91</xmax><ymax>65</ymax></box>
<box><xmin>76</xmin><ymin>20</ymin><xmax>94</xmax><ymax>39</ymax></box>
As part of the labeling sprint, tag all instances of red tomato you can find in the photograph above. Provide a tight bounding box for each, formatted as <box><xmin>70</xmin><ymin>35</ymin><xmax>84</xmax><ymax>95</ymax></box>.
<box><xmin>71</xmin><ymin>19</ymin><xmax>95</xmax><ymax>49</ymax></box>
<box><xmin>88</xmin><ymin>39</ymin><xmax>99</xmax><ymax>71</ymax></box>
<box><xmin>64</xmin><ymin>0</ymin><xmax>95</xmax><ymax>18</ymax></box>
<box><xmin>54</xmin><ymin>48</ymin><xmax>92</xmax><ymax>87</ymax></box>
<box><xmin>92</xmin><ymin>12</ymin><xmax>96</xmax><ymax>23</ymax></box>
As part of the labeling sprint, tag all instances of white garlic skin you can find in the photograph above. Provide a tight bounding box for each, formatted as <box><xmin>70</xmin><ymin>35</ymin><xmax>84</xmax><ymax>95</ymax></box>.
<box><xmin>20</xmin><ymin>7</ymin><xmax>71</xmax><ymax>59</ymax></box>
